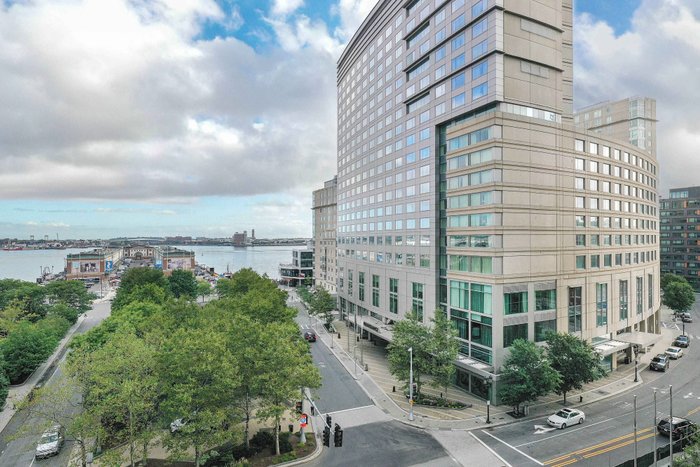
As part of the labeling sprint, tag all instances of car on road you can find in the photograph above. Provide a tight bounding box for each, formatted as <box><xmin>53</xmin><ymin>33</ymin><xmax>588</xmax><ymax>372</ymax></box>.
<box><xmin>657</xmin><ymin>417</ymin><xmax>697</xmax><ymax>440</ymax></box>
<box><xmin>303</xmin><ymin>330</ymin><xmax>317</xmax><ymax>342</ymax></box>
<box><xmin>665</xmin><ymin>346</ymin><xmax>684</xmax><ymax>359</ymax></box>
<box><xmin>649</xmin><ymin>354</ymin><xmax>670</xmax><ymax>372</ymax></box>
<box><xmin>674</xmin><ymin>335</ymin><xmax>690</xmax><ymax>348</ymax></box>
<box><xmin>547</xmin><ymin>408</ymin><xmax>585</xmax><ymax>429</ymax></box>
<box><xmin>35</xmin><ymin>425</ymin><xmax>65</xmax><ymax>459</ymax></box>
<box><xmin>681</xmin><ymin>312</ymin><xmax>693</xmax><ymax>323</ymax></box>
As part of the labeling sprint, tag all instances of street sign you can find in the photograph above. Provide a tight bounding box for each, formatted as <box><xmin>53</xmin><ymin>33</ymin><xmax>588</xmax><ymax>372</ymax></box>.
<box><xmin>300</xmin><ymin>413</ymin><xmax>308</xmax><ymax>428</ymax></box>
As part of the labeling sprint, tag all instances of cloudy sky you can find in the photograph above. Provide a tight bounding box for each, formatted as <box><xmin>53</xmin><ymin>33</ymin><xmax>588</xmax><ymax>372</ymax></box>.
<box><xmin>0</xmin><ymin>0</ymin><xmax>694</xmax><ymax>239</ymax></box>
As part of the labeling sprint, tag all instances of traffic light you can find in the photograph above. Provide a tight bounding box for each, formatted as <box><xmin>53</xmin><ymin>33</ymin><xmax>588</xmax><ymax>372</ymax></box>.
<box><xmin>322</xmin><ymin>426</ymin><xmax>330</xmax><ymax>447</ymax></box>
<box><xmin>326</xmin><ymin>414</ymin><xmax>332</xmax><ymax>427</ymax></box>
<box><xmin>295</xmin><ymin>401</ymin><xmax>303</xmax><ymax>414</ymax></box>
<box><xmin>334</xmin><ymin>423</ymin><xmax>343</xmax><ymax>447</ymax></box>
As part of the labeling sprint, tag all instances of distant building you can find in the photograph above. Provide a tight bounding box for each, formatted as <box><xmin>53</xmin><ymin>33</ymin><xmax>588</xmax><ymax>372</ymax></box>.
<box><xmin>574</xmin><ymin>97</ymin><xmax>657</xmax><ymax>157</ymax></box>
<box><xmin>65</xmin><ymin>248</ymin><xmax>123</xmax><ymax>279</ymax></box>
<box><xmin>124</xmin><ymin>245</ymin><xmax>156</xmax><ymax>259</ymax></box>
<box><xmin>155</xmin><ymin>247</ymin><xmax>196</xmax><ymax>275</ymax></box>
<box><xmin>660</xmin><ymin>186</ymin><xmax>700</xmax><ymax>290</ymax></box>
<box><xmin>233</xmin><ymin>231</ymin><xmax>248</xmax><ymax>247</ymax></box>
<box><xmin>313</xmin><ymin>176</ymin><xmax>338</xmax><ymax>293</ymax></box>
<box><xmin>279</xmin><ymin>249</ymin><xmax>314</xmax><ymax>287</ymax></box>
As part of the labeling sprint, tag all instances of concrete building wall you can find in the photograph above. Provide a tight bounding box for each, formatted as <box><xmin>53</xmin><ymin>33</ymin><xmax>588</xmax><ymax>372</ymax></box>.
<box><xmin>313</xmin><ymin>177</ymin><xmax>338</xmax><ymax>293</ymax></box>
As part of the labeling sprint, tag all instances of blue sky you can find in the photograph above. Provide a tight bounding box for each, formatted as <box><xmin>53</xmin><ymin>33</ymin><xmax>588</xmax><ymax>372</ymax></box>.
<box><xmin>1</xmin><ymin>0</ymin><xmax>697</xmax><ymax>240</ymax></box>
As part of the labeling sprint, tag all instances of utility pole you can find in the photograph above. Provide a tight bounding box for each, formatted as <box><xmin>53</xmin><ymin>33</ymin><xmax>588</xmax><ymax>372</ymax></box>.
<box><xmin>653</xmin><ymin>389</ymin><xmax>657</xmax><ymax>467</ymax></box>
<box><xmin>670</xmin><ymin>385</ymin><xmax>674</xmax><ymax>467</ymax></box>
<box><xmin>408</xmin><ymin>347</ymin><xmax>414</xmax><ymax>421</ymax></box>
<box><xmin>633</xmin><ymin>394</ymin><xmax>638</xmax><ymax>467</ymax></box>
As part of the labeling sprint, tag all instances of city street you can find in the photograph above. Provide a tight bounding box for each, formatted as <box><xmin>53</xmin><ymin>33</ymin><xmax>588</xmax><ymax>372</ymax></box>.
<box><xmin>0</xmin><ymin>298</ymin><xmax>112</xmax><ymax>467</ymax></box>
<box><xmin>291</xmin><ymin>295</ymin><xmax>459</xmax><ymax>467</ymax></box>
<box><xmin>473</xmin><ymin>301</ymin><xmax>700</xmax><ymax>467</ymax></box>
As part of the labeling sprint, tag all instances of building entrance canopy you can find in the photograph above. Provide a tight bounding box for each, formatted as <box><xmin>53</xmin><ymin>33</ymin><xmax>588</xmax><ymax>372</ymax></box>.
<box><xmin>615</xmin><ymin>332</ymin><xmax>663</xmax><ymax>350</ymax></box>
<box><xmin>593</xmin><ymin>339</ymin><xmax>631</xmax><ymax>357</ymax></box>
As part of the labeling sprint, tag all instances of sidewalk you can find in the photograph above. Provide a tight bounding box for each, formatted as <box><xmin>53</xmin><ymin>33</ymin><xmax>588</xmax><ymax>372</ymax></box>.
<box><xmin>0</xmin><ymin>290</ymin><xmax>115</xmax><ymax>435</ymax></box>
<box><xmin>300</xmin><ymin>300</ymin><xmax>681</xmax><ymax>465</ymax></box>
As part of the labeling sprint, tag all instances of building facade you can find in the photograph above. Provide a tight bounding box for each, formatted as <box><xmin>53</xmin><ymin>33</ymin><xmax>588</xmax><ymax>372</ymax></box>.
<box><xmin>336</xmin><ymin>0</ymin><xmax>660</xmax><ymax>402</ymax></box>
<box><xmin>574</xmin><ymin>97</ymin><xmax>657</xmax><ymax>157</ymax></box>
<box><xmin>660</xmin><ymin>186</ymin><xmax>700</xmax><ymax>291</ymax></box>
<box><xmin>279</xmin><ymin>249</ymin><xmax>314</xmax><ymax>287</ymax></box>
<box><xmin>313</xmin><ymin>176</ymin><xmax>338</xmax><ymax>293</ymax></box>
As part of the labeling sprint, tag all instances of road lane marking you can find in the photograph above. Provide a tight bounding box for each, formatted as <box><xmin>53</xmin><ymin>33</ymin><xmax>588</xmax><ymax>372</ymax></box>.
<box><xmin>581</xmin><ymin>432</ymin><xmax>655</xmax><ymax>459</ymax></box>
<box><xmin>469</xmin><ymin>432</ymin><xmax>513</xmax><ymax>467</ymax></box>
<box><xmin>551</xmin><ymin>458</ymin><xmax>579</xmax><ymax>467</ymax></box>
<box><xmin>517</xmin><ymin>417</ymin><xmax>617</xmax><ymax>448</ymax></box>
<box><xmin>480</xmin><ymin>430</ymin><xmax>544</xmax><ymax>466</ymax></box>
<box><xmin>327</xmin><ymin>404</ymin><xmax>376</xmax><ymax>415</ymax></box>
<box><xmin>686</xmin><ymin>406</ymin><xmax>700</xmax><ymax>416</ymax></box>
<box><xmin>543</xmin><ymin>427</ymin><xmax>653</xmax><ymax>464</ymax></box>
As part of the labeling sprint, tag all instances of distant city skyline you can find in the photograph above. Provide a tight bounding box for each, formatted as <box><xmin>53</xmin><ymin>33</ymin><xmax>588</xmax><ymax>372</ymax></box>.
<box><xmin>2</xmin><ymin>0</ymin><xmax>697</xmax><ymax>239</ymax></box>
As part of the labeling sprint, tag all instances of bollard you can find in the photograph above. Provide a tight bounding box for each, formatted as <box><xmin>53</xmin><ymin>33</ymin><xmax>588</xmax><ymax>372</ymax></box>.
<box><xmin>311</xmin><ymin>406</ymin><xmax>315</xmax><ymax>415</ymax></box>
<box><xmin>579</xmin><ymin>395</ymin><xmax>583</xmax><ymax>403</ymax></box>
<box><xmin>393</xmin><ymin>386</ymin><xmax>396</xmax><ymax>392</ymax></box>
<box><xmin>338</xmin><ymin>333</ymin><xmax>341</xmax><ymax>338</ymax></box>
<box><xmin>364</xmin><ymin>363</ymin><xmax>368</xmax><ymax>371</ymax></box>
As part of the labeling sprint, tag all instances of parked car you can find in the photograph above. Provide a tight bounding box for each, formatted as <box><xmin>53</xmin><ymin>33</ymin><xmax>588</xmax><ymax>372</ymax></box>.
<box><xmin>170</xmin><ymin>418</ymin><xmax>188</xmax><ymax>433</ymax></box>
<box><xmin>674</xmin><ymin>335</ymin><xmax>690</xmax><ymax>348</ymax></box>
<box><xmin>649</xmin><ymin>354</ymin><xmax>670</xmax><ymax>372</ymax></box>
<box><xmin>547</xmin><ymin>408</ymin><xmax>585</xmax><ymax>429</ymax></box>
<box><xmin>35</xmin><ymin>425</ymin><xmax>65</xmax><ymax>459</ymax></box>
<box><xmin>657</xmin><ymin>417</ymin><xmax>697</xmax><ymax>440</ymax></box>
<box><xmin>303</xmin><ymin>330</ymin><xmax>317</xmax><ymax>342</ymax></box>
<box><xmin>665</xmin><ymin>346</ymin><xmax>684</xmax><ymax>359</ymax></box>
<box><xmin>681</xmin><ymin>312</ymin><xmax>693</xmax><ymax>323</ymax></box>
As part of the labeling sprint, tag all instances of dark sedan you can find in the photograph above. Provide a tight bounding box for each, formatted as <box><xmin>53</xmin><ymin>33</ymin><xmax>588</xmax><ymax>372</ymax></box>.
<box><xmin>674</xmin><ymin>335</ymin><xmax>690</xmax><ymax>348</ymax></box>
<box><xmin>649</xmin><ymin>354</ymin><xmax>670</xmax><ymax>372</ymax></box>
<box><xmin>303</xmin><ymin>330</ymin><xmax>317</xmax><ymax>342</ymax></box>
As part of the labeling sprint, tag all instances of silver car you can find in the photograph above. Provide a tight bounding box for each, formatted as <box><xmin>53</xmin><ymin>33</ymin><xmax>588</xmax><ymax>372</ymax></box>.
<box><xmin>35</xmin><ymin>425</ymin><xmax>64</xmax><ymax>459</ymax></box>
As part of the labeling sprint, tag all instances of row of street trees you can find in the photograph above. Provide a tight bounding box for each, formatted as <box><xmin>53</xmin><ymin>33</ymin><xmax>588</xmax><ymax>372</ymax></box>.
<box><xmin>297</xmin><ymin>286</ymin><xmax>336</xmax><ymax>330</ymax></box>
<box><xmin>386</xmin><ymin>310</ymin><xmax>603</xmax><ymax>411</ymax></box>
<box><xmin>661</xmin><ymin>273</ymin><xmax>696</xmax><ymax>315</ymax></box>
<box><xmin>25</xmin><ymin>267</ymin><xmax>320</xmax><ymax>467</ymax></box>
<box><xmin>0</xmin><ymin>279</ymin><xmax>94</xmax><ymax>407</ymax></box>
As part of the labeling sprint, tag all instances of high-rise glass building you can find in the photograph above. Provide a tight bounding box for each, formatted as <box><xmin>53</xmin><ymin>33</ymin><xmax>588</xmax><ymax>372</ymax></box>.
<box><xmin>336</xmin><ymin>0</ymin><xmax>660</xmax><ymax>402</ymax></box>
<box><xmin>660</xmin><ymin>186</ymin><xmax>700</xmax><ymax>291</ymax></box>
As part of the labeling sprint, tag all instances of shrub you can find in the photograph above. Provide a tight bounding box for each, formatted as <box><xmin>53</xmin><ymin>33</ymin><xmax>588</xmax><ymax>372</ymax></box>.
<box><xmin>250</xmin><ymin>430</ymin><xmax>274</xmax><ymax>451</ymax></box>
<box><xmin>279</xmin><ymin>431</ymin><xmax>293</xmax><ymax>454</ymax></box>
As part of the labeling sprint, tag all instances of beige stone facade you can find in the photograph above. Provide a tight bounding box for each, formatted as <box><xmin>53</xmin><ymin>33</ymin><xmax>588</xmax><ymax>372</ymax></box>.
<box><xmin>313</xmin><ymin>177</ymin><xmax>338</xmax><ymax>293</ymax></box>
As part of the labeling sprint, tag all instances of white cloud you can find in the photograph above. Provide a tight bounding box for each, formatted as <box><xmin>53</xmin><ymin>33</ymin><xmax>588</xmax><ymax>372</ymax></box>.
<box><xmin>271</xmin><ymin>0</ymin><xmax>305</xmax><ymax>17</ymax></box>
<box><xmin>574</xmin><ymin>0</ymin><xmax>700</xmax><ymax>196</ymax></box>
<box><xmin>0</xmin><ymin>0</ymin><xmax>338</xmax><ymax>204</ymax></box>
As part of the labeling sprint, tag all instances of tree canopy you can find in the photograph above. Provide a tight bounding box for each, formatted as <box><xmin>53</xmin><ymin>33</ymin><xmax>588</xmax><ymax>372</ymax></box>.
<box><xmin>662</xmin><ymin>280</ymin><xmax>696</xmax><ymax>314</ymax></box>
<box><xmin>546</xmin><ymin>332</ymin><xmax>603</xmax><ymax>404</ymax></box>
<box><xmin>499</xmin><ymin>339</ymin><xmax>560</xmax><ymax>413</ymax></box>
<box><xmin>168</xmin><ymin>269</ymin><xmax>198</xmax><ymax>299</ymax></box>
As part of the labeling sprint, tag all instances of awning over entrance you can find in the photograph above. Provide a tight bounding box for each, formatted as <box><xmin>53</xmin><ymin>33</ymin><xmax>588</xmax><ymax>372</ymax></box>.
<box><xmin>357</xmin><ymin>316</ymin><xmax>394</xmax><ymax>342</ymax></box>
<box><xmin>593</xmin><ymin>339</ymin><xmax>631</xmax><ymax>357</ymax></box>
<box><xmin>615</xmin><ymin>331</ymin><xmax>663</xmax><ymax>349</ymax></box>
<box><xmin>455</xmin><ymin>354</ymin><xmax>494</xmax><ymax>377</ymax></box>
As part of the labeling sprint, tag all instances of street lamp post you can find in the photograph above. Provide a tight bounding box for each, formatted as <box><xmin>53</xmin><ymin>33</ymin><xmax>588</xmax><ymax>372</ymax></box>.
<box><xmin>653</xmin><ymin>389</ymin><xmax>657</xmax><ymax>467</ymax></box>
<box><xmin>670</xmin><ymin>385</ymin><xmax>674</xmax><ymax>467</ymax></box>
<box><xmin>408</xmin><ymin>347</ymin><xmax>414</xmax><ymax>421</ymax></box>
<box><xmin>633</xmin><ymin>346</ymin><xmax>639</xmax><ymax>382</ymax></box>
<box><xmin>633</xmin><ymin>394</ymin><xmax>638</xmax><ymax>467</ymax></box>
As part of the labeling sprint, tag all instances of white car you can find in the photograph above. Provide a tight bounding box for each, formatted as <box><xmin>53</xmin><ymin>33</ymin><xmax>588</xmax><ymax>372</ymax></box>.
<box><xmin>35</xmin><ymin>425</ymin><xmax>65</xmax><ymax>459</ymax></box>
<box><xmin>547</xmin><ymin>408</ymin><xmax>585</xmax><ymax>429</ymax></box>
<box><xmin>665</xmin><ymin>346</ymin><xmax>684</xmax><ymax>359</ymax></box>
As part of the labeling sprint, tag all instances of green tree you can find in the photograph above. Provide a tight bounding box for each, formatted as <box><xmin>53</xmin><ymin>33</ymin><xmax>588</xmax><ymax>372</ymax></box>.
<box><xmin>662</xmin><ymin>280</ymin><xmax>696</xmax><ymax>315</ymax></box>
<box><xmin>499</xmin><ymin>339</ymin><xmax>560</xmax><ymax>414</ymax></box>
<box><xmin>256</xmin><ymin>321</ymin><xmax>321</xmax><ymax>456</ymax></box>
<box><xmin>44</xmin><ymin>280</ymin><xmax>94</xmax><ymax>313</ymax></box>
<box><xmin>661</xmin><ymin>273</ymin><xmax>689</xmax><ymax>291</ymax></box>
<box><xmin>112</xmin><ymin>268</ymin><xmax>169</xmax><ymax>311</ymax></box>
<box><xmin>0</xmin><ymin>351</ymin><xmax>9</xmax><ymax>408</ymax></box>
<box><xmin>216</xmin><ymin>268</ymin><xmax>269</xmax><ymax>298</ymax></box>
<box><xmin>76</xmin><ymin>332</ymin><xmax>160</xmax><ymax>467</ymax></box>
<box><xmin>196</xmin><ymin>281</ymin><xmax>211</xmax><ymax>304</ymax></box>
<box><xmin>387</xmin><ymin>312</ymin><xmax>432</xmax><ymax>394</ymax></box>
<box><xmin>1</xmin><ymin>321</ymin><xmax>59</xmax><ymax>383</ymax></box>
<box><xmin>47</xmin><ymin>303</ymin><xmax>80</xmax><ymax>324</ymax></box>
<box><xmin>158</xmin><ymin>327</ymin><xmax>241</xmax><ymax>467</ymax></box>
<box><xmin>676</xmin><ymin>434</ymin><xmax>700</xmax><ymax>467</ymax></box>
<box><xmin>429</xmin><ymin>311</ymin><xmax>459</xmax><ymax>399</ymax></box>
<box><xmin>168</xmin><ymin>270</ymin><xmax>198</xmax><ymax>299</ymax></box>
<box><xmin>309</xmin><ymin>286</ymin><xmax>336</xmax><ymax>330</ymax></box>
<box><xmin>545</xmin><ymin>332</ymin><xmax>604</xmax><ymax>404</ymax></box>
<box><xmin>0</xmin><ymin>279</ymin><xmax>47</xmax><ymax>321</ymax></box>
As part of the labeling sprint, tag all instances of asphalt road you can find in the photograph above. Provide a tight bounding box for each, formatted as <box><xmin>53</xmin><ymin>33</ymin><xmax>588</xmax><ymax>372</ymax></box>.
<box><xmin>291</xmin><ymin>296</ymin><xmax>458</xmax><ymax>467</ymax></box>
<box><xmin>473</xmin><ymin>301</ymin><xmax>700</xmax><ymax>467</ymax></box>
<box><xmin>0</xmin><ymin>299</ymin><xmax>112</xmax><ymax>467</ymax></box>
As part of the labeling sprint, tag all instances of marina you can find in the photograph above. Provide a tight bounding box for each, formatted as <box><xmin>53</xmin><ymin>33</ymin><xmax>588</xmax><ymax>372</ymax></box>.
<box><xmin>0</xmin><ymin>245</ymin><xmax>302</xmax><ymax>283</ymax></box>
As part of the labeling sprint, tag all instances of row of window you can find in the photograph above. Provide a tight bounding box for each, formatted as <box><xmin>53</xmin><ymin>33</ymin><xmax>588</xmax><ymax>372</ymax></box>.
<box><xmin>339</xmin><ymin>250</ymin><xmax>431</xmax><ymax>268</ymax></box>
<box><xmin>574</xmin><ymin>139</ymin><xmax>656</xmax><ymax>176</ymax></box>
<box><xmin>339</xmin><ymin>234</ymin><xmax>431</xmax><ymax>246</ymax></box>
<box><xmin>338</xmin><ymin>216</ymin><xmax>432</xmax><ymax>233</ymax></box>
<box><xmin>574</xmin><ymin>157</ymin><xmax>656</xmax><ymax>190</ymax></box>
<box><xmin>575</xmin><ymin>251</ymin><xmax>657</xmax><ymax>269</ymax></box>
<box><xmin>575</xmin><ymin>233</ymin><xmax>656</xmax><ymax>247</ymax></box>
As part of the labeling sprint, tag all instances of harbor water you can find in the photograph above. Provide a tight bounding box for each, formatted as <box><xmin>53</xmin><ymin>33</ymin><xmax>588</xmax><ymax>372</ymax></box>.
<box><xmin>0</xmin><ymin>245</ymin><xmax>303</xmax><ymax>283</ymax></box>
